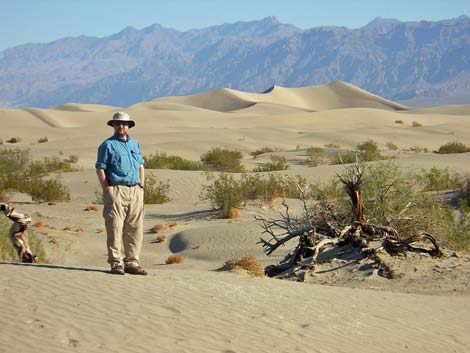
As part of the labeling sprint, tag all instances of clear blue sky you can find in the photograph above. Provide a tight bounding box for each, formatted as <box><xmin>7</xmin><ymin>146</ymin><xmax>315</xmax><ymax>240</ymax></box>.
<box><xmin>1</xmin><ymin>0</ymin><xmax>469</xmax><ymax>52</ymax></box>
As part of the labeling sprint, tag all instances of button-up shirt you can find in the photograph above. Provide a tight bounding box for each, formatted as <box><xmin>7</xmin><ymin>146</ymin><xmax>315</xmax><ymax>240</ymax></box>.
<box><xmin>95</xmin><ymin>134</ymin><xmax>144</xmax><ymax>185</ymax></box>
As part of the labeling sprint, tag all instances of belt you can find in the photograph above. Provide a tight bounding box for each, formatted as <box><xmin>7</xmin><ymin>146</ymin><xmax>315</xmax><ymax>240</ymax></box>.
<box><xmin>109</xmin><ymin>183</ymin><xmax>138</xmax><ymax>187</ymax></box>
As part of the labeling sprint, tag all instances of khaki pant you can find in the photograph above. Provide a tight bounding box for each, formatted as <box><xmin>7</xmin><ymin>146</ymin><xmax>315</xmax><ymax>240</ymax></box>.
<box><xmin>103</xmin><ymin>185</ymin><xmax>144</xmax><ymax>267</ymax></box>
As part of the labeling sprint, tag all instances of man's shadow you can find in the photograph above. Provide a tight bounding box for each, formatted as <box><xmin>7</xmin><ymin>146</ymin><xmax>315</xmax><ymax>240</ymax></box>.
<box><xmin>0</xmin><ymin>261</ymin><xmax>110</xmax><ymax>274</ymax></box>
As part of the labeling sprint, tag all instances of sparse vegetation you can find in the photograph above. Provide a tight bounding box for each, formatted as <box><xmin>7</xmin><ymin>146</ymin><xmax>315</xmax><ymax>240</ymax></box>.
<box><xmin>254</xmin><ymin>155</ymin><xmax>290</xmax><ymax>172</ymax></box>
<box><xmin>144</xmin><ymin>152</ymin><xmax>203</xmax><ymax>170</ymax></box>
<box><xmin>6</xmin><ymin>137</ymin><xmax>22</xmax><ymax>143</ymax></box>
<box><xmin>330</xmin><ymin>140</ymin><xmax>386</xmax><ymax>165</ymax></box>
<box><xmin>324</xmin><ymin>143</ymin><xmax>340</xmax><ymax>148</ymax></box>
<box><xmin>394</xmin><ymin>119</ymin><xmax>404</xmax><ymax>124</ymax></box>
<box><xmin>437</xmin><ymin>141</ymin><xmax>470</xmax><ymax>154</ymax></box>
<box><xmin>225</xmin><ymin>256</ymin><xmax>265</xmax><ymax>277</ymax></box>
<box><xmin>201</xmin><ymin>173</ymin><xmax>309</xmax><ymax>218</ymax></box>
<box><xmin>200</xmin><ymin>147</ymin><xmax>245</xmax><ymax>172</ymax></box>
<box><xmin>250</xmin><ymin>147</ymin><xmax>278</xmax><ymax>157</ymax></box>
<box><xmin>143</xmin><ymin>174</ymin><xmax>171</xmax><ymax>204</ymax></box>
<box><xmin>309</xmin><ymin>162</ymin><xmax>470</xmax><ymax>251</ymax></box>
<box><xmin>0</xmin><ymin>148</ymin><xmax>71</xmax><ymax>202</ymax></box>
<box><xmin>305</xmin><ymin>147</ymin><xmax>325</xmax><ymax>167</ymax></box>
<box><xmin>38</xmin><ymin>136</ymin><xmax>48</xmax><ymax>143</ymax></box>
<box><xmin>166</xmin><ymin>255</ymin><xmax>184</xmax><ymax>264</ymax></box>
<box><xmin>386</xmin><ymin>142</ymin><xmax>398</xmax><ymax>151</ymax></box>
<box><xmin>412</xmin><ymin>121</ymin><xmax>422</xmax><ymax>127</ymax></box>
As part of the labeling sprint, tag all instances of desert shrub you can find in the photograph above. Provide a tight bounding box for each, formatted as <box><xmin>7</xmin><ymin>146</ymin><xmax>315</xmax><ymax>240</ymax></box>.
<box><xmin>166</xmin><ymin>255</ymin><xmax>184</xmax><ymax>264</ymax></box>
<box><xmin>225</xmin><ymin>256</ymin><xmax>265</xmax><ymax>277</ymax></box>
<box><xmin>330</xmin><ymin>151</ymin><xmax>357</xmax><ymax>165</ymax></box>
<box><xmin>201</xmin><ymin>173</ymin><xmax>243</xmax><ymax>217</ymax></box>
<box><xmin>144</xmin><ymin>152</ymin><xmax>203</xmax><ymax>170</ymax></box>
<box><xmin>28</xmin><ymin>155</ymin><xmax>80</xmax><ymax>177</ymax></box>
<box><xmin>410</xmin><ymin>146</ymin><xmax>429</xmax><ymax>153</ymax></box>
<box><xmin>357</xmin><ymin>139</ymin><xmax>382</xmax><ymax>161</ymax></box>
<box><xmin>200</xmin><ymin>147</ymin><xmax>244</xmax><ymax>172</ymax></box>
<box><xmin>6</xmin><ymin>137</ymin><xmax>22</xmax><ymax>143</ymax></box>
<box><xmin>394</xmin><ymin>119</ymin><xmax>404</xmax><ymax>124</ymax></box>
<box><xmin>226</xmin><ymin>207</ymin><xmax>239</xmax><ymax>219</ymax></box>
<box><xmin>250</xmin><ymin>147</ymin><xmax>277</xmax><ymax>157</ymax></box>
<box><xmin>0</xmin><ymin>148</ymin><xmax>71</xmax><ymax>202</ymax></box>
<box><xmin>419</xmin><ymin>167</ymin><xmax>459</xmax><ymax>191</ymax></box>
<box><xmin>92</xmin><ymin>187</ymin><xmax>104</xmax><ymax>205</ymax></box>
<box><xmin>38</xmin><ymin>137</ymin><xmax>48</xmax><ymax>143</ymax></box>
<box><xmin>412</xmin><ymin>121</ymin><xmax>422</xmax><ymax>127</ymax></box>
<box><xmin>385</xmin><ymin>142</ymin><xmax>398</xmax><ymax>151</ymax></box>
<box><xmin>324</xmin><ymin>143</ymin><xmax>341</xmax><ymax>148</ymax></box>
<box><xmin>28</xmin><ymin>178</ymin><xmax>70</xmax><ymax>202</ymax></box>
<box><xmin>143</xmin><ymin>174</ymin><xmax>171</xmax><ymax>204</ymax></box>
<box><xmin>437</xmin><ymin>141</ymin><xmax>470</xmax><ymax>154</ymax></box>
<box><xmin>305</xmin><ymin>147</ymin><xmax>325</xmax><ymax>167</ymax></box>
<box><xmin>201</xmin><ymin>173</ymin><xmax>309</xmax><ymax>217</ymax></box>
<box><xmin>312</xmin><ymin>162</ymin><xmax>470</xmax><ymax>251</ymax></box>
<box><xmin>254</xmin><ymin>155</ymin><xmax>290</xmax><ymax>172</ymax></box>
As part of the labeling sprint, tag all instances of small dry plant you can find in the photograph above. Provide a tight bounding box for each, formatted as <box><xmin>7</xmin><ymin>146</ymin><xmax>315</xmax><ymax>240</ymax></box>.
<box><xmin>166</xmin><ymin>255</ymin><xmax>184</xmax><ymax>264</ymax></box>
<box><xmin>152</xmin><ymin>224</ymin><xmax>164</xmax><ymax>233</ymax></box>
<box><xmin>151</xmin><ymin>235</ymin><xmax>167</xmax><ymax>243</ymax></box>
<box><xmin>225</xmin><ymin>256</ymin><xmax>265</xmax><ymax>277</ymax></box>
<box><xmin>227</xmin><ymin>207</ymin><xmax>239</xmax><ymax>219</ymax></box>
<box><xmin>83</xmin><ymin>205</ymin><xmax>98</xmax><ymax>211</ymax></box>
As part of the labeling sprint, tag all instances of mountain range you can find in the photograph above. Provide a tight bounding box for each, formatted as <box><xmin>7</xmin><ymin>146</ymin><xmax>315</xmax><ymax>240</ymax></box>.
<box><xmin>1</xmin><ymin>15</ymin><xmax>469</xmax><ymax>108</ymax></box>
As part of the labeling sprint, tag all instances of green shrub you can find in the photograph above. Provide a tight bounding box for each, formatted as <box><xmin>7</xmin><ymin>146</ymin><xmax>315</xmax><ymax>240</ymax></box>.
<box><xmin>357</xmin><ymin>139</ymin><xmax>382</xmax><ymax>161</ymax></box>
<box><xmin>144</xmin><ymin>152</ymin><xmax>203</xmax><ymax>170</ymax></box>
<box><xmin>419</xmin><ymin>167</ymin><xmax>459</xmax><ymax>192</ymax></box>
<box><xmin>28</xmin><ymin>178</ymin><xmax>71</xmax><ymax>202</ymax></box>
<box><xmin>312</xmin><ymin>162</ymin><xmax>470</xmax><ymax>251</ymax></box>
<box><xmin>200</xmin><ymin>147</ymin><xmax>244</xmax><ymax>172</ymax></box>
<box><xmin>0</xmin><ymin>148</ymin><xmax>71</xmax><ymax>202</ymax></box>
<box><xmin>437</xmin><ymin>141</ymin><xmax>470</xmax><ymax>154</ymax></box>
<box><xmin>254</xmin><ymin>155</ymin><xmax>290</xmax><ymax>172</ymax></box>
<box><xmin>330</xmin><ymin>151</ymin><xmax>357</xmax><ymax>165</ymax></box>
<box><xmin>28</xmin><ymin>155</ymin><xmax>79</xmax><ymax>177</ymax></box>
<box><xmin>250</xmin><ymin>147</ymin><xmax>277</xmax><ymax>157</ymax></box>
<box><xmin>201</xmin><ymin>173</ymin><xmax>309</xmax><ymax>217</ymax></box>
<box><xmin>143</xmin><ymin>174</ymin><xmax>171</xmax><ymax>204</ymax></box>
<box><xmin>306</xmin><ymin>147</ymin><xmax>325</xmax><ymax>167</ymax></box>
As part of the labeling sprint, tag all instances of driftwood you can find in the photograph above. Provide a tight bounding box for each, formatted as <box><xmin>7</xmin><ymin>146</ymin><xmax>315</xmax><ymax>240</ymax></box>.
<box><xmin>0</xmin><ymin>203</ymin><xmax>37</xmax><ymax>263</ymax></box>
<box><xmin>257</xmin><ymin>163</ymin><xmax>442</xmax><ymax>281</ymax></box>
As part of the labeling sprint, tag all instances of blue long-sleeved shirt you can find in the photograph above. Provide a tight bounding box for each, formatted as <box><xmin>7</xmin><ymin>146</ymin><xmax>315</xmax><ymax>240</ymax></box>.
<box><xmin>95</xmin><ymin>134</ymin><xmax>144</xmax><ymax>185</ymax></box>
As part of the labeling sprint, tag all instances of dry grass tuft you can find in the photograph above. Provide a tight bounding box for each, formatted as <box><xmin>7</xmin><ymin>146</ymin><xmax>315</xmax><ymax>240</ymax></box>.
<box><xmin>166</xmin><ymin>255</ymin><xmax>184</xmax><ymax>264</ymax></box>
<box><xmin>83</xmin><ymin>205</ymin><xmax>98</xmax><ymax>211</ymax></box>
<box><xmin>226</xmin><ymin>207</ymin><xmax>239</xmax><ymax>219</ymax></box>
<box><xmin>152</xmin><ymin>235</ymin><xmax>167</xmax><ymax>244</ymax></box>
<box><xmin>34</xmin><ymin>220</ymin><xmax>47</xmax><ymax>228</ymax></box>
<box><xmin>152</xmin><ymin>224</ymin><xmax>164</xmax><ymax>233</ymax></box>
<box><xmin>225</xmin><ymin>256</ymin><xmax>265</xmax><ymax>277</ymax></box>
<box><xmin>62</xmin><ymin>226</ymin><xmax>72</xmax><ymax>231</ymax></box>
<box><xmin>168</xmin><ymin>222</ymin><xmax>177</xmax><ymax>229</ymax></box>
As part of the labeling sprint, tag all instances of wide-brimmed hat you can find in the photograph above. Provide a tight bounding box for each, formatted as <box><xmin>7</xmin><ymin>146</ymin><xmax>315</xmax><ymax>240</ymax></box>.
<box><xmin>107</xmin><ymin>111</ymin><xmax>135</xmax><ymax>128</ymax></box>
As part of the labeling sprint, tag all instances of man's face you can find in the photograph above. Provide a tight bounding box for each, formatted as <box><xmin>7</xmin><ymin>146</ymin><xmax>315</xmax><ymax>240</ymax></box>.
<box><xmin>113</xmin><ymin>121</ymin><xmax>129</xmax><ymax>136</ymax></box>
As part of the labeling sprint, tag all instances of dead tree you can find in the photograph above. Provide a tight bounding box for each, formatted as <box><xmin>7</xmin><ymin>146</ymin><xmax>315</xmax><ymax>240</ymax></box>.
<box><xmin>257</xmin><ymin>163</ymin><xmax>441</xmax><ymax>280</ymax></box>
<box><xmin>1</xmin><ymin>203</ymin><xmax>37</xmax><ymax>263</ymax></box>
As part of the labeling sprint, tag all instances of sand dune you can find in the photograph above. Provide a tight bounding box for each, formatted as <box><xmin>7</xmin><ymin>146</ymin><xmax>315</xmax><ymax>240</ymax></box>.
<box><xmin>154</xmin><ymin>81</ymin><xmax>408</xmax><ymax>113</ymax></box>
<box><xmin>1</xmin><ymin>81</ymin><xmax>470</xmax><ymax>352</ymax></box>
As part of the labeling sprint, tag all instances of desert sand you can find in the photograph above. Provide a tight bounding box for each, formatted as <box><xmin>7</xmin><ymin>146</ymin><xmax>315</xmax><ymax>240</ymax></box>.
<box><xmin>1</xmin><ymin>81</ymin><xmax>470</xmax><ymax>353</ymax></box>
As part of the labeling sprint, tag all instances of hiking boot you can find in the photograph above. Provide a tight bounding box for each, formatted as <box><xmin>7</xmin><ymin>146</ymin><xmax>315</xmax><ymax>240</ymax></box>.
<box><xmin>110</xmin><ymin>264</ymin><xmax>125</xmax><ymax>275</ymax></box>
<box><xmin>124</xmin><ymin>265</ymin><xmax>148</xmax><ymax>275</ymax></box>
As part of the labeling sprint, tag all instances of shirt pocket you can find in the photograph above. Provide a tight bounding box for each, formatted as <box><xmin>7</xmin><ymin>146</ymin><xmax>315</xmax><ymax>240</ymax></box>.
<box><xmin>111</xmin><ymin>153</ymin><xmax>132</xmax><ymax>176</ymax></box>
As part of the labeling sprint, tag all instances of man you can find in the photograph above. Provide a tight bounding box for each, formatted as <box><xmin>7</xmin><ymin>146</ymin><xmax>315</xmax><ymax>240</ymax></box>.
<box><xmin>96</xmin><ymin>111</ymin><xmax>147</xmax><ymax>275</ymax></box>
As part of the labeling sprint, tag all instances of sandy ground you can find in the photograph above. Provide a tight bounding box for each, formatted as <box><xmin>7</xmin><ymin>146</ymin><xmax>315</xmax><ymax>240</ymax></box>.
<box><xmin>1</xmin><ymin>81</ymin><xmax>470</xmax><ymax>353</ymax></box>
